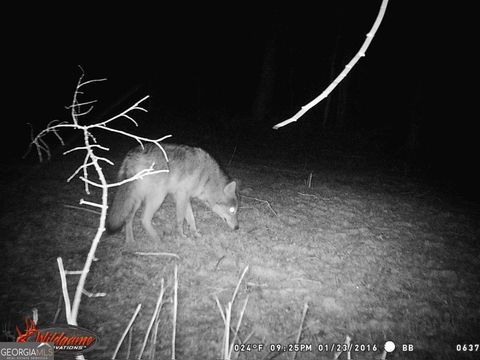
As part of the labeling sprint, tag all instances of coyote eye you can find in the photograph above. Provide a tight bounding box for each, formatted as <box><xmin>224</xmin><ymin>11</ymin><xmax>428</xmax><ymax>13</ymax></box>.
<box><xmin>229</xmin><ymin>206</ymin><xmax>236</xmax><ymax>214</ymax></box>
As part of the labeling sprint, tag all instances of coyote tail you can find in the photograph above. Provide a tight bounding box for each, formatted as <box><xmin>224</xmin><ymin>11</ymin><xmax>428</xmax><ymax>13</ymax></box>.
<box><xmin>105</xmin><ymin>182</ymin><xmax>136</xmax><ymax>234</ymax></box>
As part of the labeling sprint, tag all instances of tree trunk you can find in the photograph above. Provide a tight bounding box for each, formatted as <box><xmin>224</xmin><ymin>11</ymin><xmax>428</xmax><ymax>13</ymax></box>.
<box><xmin>253</xmin><ymin>29</ymin><xmax>276</xmax><ymax>124</ymax></box>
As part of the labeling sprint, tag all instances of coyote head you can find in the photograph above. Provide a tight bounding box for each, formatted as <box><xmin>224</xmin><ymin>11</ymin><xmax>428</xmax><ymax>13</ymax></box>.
<box><xmin>211</xmin><ymin>181</ymin><xmax>239</xmax><ymax>230</ymax></box>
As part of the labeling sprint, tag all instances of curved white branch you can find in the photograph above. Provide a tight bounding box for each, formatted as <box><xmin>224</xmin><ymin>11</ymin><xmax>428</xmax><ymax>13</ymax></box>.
<box><xmin>273</xmin><ymin>0</ymin><xmax>390</xmax><ymax>129</ymax></box>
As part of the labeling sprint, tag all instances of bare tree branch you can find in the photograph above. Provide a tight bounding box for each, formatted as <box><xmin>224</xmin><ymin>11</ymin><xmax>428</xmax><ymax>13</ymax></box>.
<box><xmin>26</xmin><ymin>68</ymin><xmax>174</xmax><ymax>330</ymax></box>
<box><xmin>273</xmin><ymin>0</ymin><xmax>390</xmax><ymax>129</ymax></box>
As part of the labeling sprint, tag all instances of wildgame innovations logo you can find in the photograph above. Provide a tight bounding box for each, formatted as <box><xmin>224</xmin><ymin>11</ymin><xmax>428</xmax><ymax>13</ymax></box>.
<box><xmin>13</xmin><ymin>319</ymin><xmax>98</xmax><ymax>356</ymax></box>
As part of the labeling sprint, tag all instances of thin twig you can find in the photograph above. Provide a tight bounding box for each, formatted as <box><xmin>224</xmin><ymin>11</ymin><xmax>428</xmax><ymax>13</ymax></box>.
<box><xmin>32</xmin><ymin>308</ymin><xmax>38</xmax><ymax>325</ymax></box>
<box><xmin>231</xmin><ymin>266</ymin><xmax>249</xmax><ymax>304</ymax></box>
<box><xmin>126</xmin><ymin>328</ymin><xmax>133</xmax><ymax>360</ymax></box>
<box><xmin>232</xmin><ymin>329</ymin><xmax>255</xmax><ymax>360</ymax></box>
<box><xmin>224</xmin><ymin>302</ymin><xmax>232</xmax><ymax>360</ymax></box>
<box><xmin>79</xmin><ymin>199</ymin><xmax>107</xmax><ymax>209</ymax></box>
<box><xmin>172</xmin><ymin>265</ymin><xmax>178</xmax><ymax>360</ymax></box>
<box><xmin>52</xmin><ymin>294</ymin><xmax>63</xmax><ymax>324</ymax></box>
<box><xmin>240</xmin><ymin>195</ymin><xmax>277</xmax><ymax>216</ymax></box>
<box><xmin>135</xmin><ymin>252</ymin><xmax>180</xmax><ymax>259</ymax></box>
<box><xmin>63</xmin><ymin>204</ymin><xmax>101</xmax><ymax>216</ymax></box>
<box><xmin>333</xmin><ymin>335</ymin><xmax>352</xmax><ymax>360</ymax></box>
<box><xmin>56</xmin><ymin>257</ymin><xmax>72</xmax><ymax>324</ymax></box>
<box><xmin>297</xmin><ymin>192</ymin><xmax>318</xmax><ymax>198</ymax></box>
<box><xmin>138</xmin><ymin>279</ymin><xmax>165</xmax><ymax>360</ymax></box>
<box><xmin>214</xmin><ymin>255</ymin><xmax>227</xmax><ymax>271</ymax></box>
<box><xmin>107</xmin><ymin>167</ymin><xmax>170</xmax><ymax>188</ymax></box>
<box><xmin>292</xmin><ymin>302</ymin><xmax>308</xmax><ymax>360</ymax></box>
<box><xmin>112</xmin><ymin>304</ymin><xmax>142</xmax><ymax>360</ymax></box>
<box><xmin>216</xmin><ymin>266</ymin><xmax>250</xmax><ymax>360</ymax></box>
<box><xmin>227</xmin><ymin>144</ymin><xmax>238</xmax><ymax>167</ymax></box>
<box><xmin>306</xmin><ymin>172</ymin><xmax>313</xmax><ymax>188</ymax></box>
<box><xmin>260</xmin><ymin>323</ymin><xmax>316</xmax><ymax>360</ymax></box>
<box><xmin>81</xmin><ymin>289</ymin><xmax>107</xmax><ymax>298</ymax></box>
<box><xmin>380</xmin><ymin>348</ymin><xmax>387</xmax><ymax>360</ymax></box>
<box><xmin>215</xmin><ymin>296</ymin><xmax>226</xmax><ymax>323</ymax></box>
<box><xmin>228</xmin><ymin>295</ymin><xmax>250</xmax><ymax>359</ymax></box>
<box><xmin>150</xmin><ymin>316</ymin><xmax>161</xmax><ymax>360</ymax></box>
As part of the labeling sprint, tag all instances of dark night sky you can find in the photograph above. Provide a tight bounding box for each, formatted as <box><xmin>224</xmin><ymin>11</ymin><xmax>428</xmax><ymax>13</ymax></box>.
<box><xmin>9</xmin><ymin>2</ymin><xmax>425</xmax><ymax>130</ymax></box>
<box><xmin>11</xmin><ymin>4</ymin><xmax>383</xmax><ymax>113</ymax></box>
<box><xmin>4</xmin><ymin>2</ymin><xmax>475</xmax><ymax>198</ymax></box>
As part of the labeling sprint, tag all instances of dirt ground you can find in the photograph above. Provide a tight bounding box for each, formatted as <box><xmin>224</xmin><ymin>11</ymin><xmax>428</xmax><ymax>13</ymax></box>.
<box><xmin>1</xmin><ymin>145</ymin><xmax>479</xmax><ymax>360</ymax></box>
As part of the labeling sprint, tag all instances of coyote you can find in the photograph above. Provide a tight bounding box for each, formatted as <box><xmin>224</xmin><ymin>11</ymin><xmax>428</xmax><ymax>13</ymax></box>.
<box><xmin>106</xmin><ymin>143</ymin><xmax>239</xmax><ymax>243</ymax></box>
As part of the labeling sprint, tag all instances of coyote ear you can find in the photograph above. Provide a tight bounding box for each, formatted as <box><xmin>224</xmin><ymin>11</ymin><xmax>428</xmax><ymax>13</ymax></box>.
<box><xmin>224</xmin><ymin>181</ymin><xmax>237</xmax><ymax>195</ymax></box>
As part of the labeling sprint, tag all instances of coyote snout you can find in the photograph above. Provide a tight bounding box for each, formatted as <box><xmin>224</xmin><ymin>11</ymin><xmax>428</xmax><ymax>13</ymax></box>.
<box><xmin>212</xmin><ymin>194</ymin><xmax>239</xmax><ymax>231</ymax></box>
<box><xmin>106</xmin><ymin>143</ymin><xmax>239</xmax><ymax>243</ymax></box>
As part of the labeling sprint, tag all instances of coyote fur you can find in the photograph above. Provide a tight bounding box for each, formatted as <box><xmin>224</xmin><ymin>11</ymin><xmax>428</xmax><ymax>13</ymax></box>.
<box><xmin>106</xmin><ymin>143</ymin><xmax>239</xmax><ymax>243</ymax></box>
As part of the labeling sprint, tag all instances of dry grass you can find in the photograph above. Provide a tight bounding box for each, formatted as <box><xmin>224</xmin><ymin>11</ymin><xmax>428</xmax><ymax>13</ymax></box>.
<box><xmin>1</xmin><ymin>151</ymin><xmax>479</xmax><ymax>360</ymax></box>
